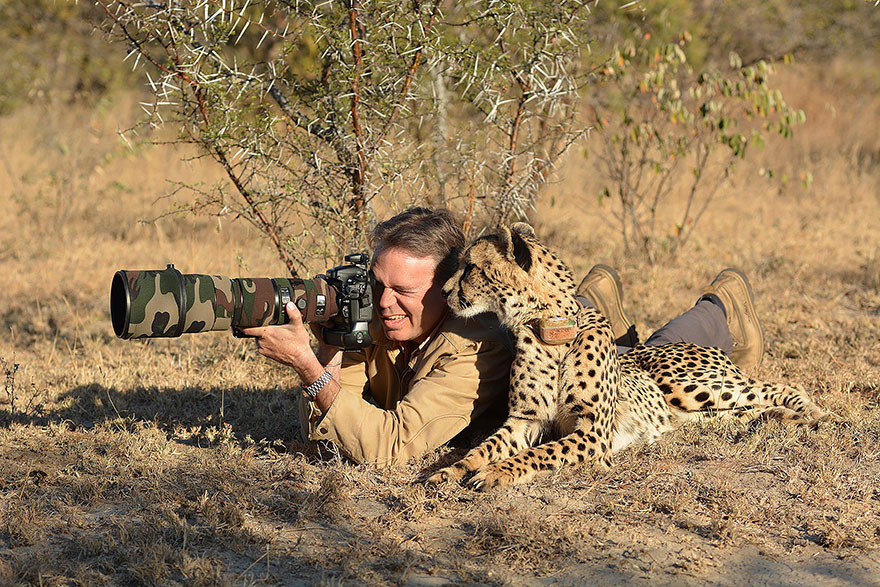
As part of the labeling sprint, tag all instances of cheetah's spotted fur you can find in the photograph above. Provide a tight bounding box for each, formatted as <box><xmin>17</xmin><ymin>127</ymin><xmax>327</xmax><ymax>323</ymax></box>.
<box><xmin>427</xmin><ymin>223</ymin><xmax>828</xmax><ymax>490</ymax></box>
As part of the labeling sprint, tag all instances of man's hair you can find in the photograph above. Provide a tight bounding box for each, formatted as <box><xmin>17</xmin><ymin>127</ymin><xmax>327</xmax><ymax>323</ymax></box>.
<box><xmin>370</xmin><ymin>207</ymin><xmax>464</xmax><ymax>284</ymax></box>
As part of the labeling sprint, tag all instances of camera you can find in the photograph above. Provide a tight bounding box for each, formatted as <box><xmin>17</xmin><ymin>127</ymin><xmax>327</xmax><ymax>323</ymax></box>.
<box><xmin>110</xmin><ymin>253</ymin><xmax>373</xmax><ymax>350</ymax></box>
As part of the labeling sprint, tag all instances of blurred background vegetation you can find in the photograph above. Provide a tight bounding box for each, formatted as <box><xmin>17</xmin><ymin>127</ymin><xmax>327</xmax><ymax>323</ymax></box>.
<box><xmin>3</xmin><ymin>0</ymin><xmax>876</xmax><ymax>115</ymax></box>
<box><xmin>1</xmin><ymin>0</ymin><xmax>877</xmax><ymax>268</ymax></box>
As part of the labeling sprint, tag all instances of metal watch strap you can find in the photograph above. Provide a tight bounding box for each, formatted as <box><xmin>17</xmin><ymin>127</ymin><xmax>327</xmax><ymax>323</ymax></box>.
<box><xmin>302</xmin><ymin>370</ymin><xmax>333</xmax><ymax>401</ymax></box>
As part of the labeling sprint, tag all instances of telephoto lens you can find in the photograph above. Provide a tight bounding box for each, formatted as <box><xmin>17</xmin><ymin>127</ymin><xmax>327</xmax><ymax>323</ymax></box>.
<box><xmin>110</xmin><ymin>265</ymin><xmax>337</xmax><ymax>339</ymax></box>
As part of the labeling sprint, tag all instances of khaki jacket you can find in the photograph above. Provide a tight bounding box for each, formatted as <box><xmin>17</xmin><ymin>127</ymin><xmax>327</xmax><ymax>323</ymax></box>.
<box><xmin>300</xmin><ymin>313</ymin><xmax>513</xmax><ymax>466</ymax></box>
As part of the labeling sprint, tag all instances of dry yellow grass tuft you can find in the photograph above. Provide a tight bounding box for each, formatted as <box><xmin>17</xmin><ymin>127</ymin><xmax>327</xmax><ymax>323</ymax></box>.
<box><xmin>1</xmin><ymin>58</ymin><xmax>879</xmax><ymax>584</ymax></box>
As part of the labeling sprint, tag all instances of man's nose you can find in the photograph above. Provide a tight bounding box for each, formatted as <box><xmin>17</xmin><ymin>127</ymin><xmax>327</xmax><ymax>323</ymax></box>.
<box><xmin>378</xmin><ymin>286</ymin><xmax>396</xmax><ymax>307</ymax></box>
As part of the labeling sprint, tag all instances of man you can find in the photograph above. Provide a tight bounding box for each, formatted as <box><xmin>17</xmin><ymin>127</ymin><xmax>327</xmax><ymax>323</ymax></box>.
<box><xmin>242</xmin><ymin>208</ymin><xmax>514</xmax><ymax>465</ymax></box>
<box><xmin>243</xmin><ymin>207</ymin><xmax>763</xmax><ymax>466</ymax></box>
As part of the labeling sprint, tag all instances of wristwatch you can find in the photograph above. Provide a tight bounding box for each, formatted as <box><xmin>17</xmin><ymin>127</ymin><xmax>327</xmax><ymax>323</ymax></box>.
<box><xmin>302</xmin><ymin>370</ymin><xmax>333</xmax><ymax>401</ymax></box>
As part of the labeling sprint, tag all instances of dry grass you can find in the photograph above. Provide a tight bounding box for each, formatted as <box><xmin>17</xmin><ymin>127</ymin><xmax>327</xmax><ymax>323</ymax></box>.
<box><xmin>1</xmin><ymin>56</ymin><xmax>879</xmax><ymax>585</ymax></box>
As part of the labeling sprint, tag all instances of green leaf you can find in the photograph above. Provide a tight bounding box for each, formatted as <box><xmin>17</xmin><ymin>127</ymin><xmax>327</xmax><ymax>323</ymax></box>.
<box><xmin>729</xmin><ymin>52</ymin><xmax>743</xmax><ymax>69</ymax></box>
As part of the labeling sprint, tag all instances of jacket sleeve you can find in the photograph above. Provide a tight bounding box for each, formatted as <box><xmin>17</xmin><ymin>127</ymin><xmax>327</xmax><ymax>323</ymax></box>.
<box><xmin>305</xmin><ymin>339</ymin><xmax>511</xmax><ymax>466</ymax></box>
<box><xmin>297</xmin><ymin>349</ymin><xmax>369</xmax><ymax>442</ymax></box>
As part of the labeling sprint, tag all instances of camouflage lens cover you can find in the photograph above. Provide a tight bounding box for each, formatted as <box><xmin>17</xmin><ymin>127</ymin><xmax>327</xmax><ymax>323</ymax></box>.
<box><xmin>111</xmin><ymin>267</ymin><xmax>341</xmax><ymax>339</ymax></box>
<box><xmin>277</xmin><ymin>277</ymin><xmax>339</xmax><ymax>324</ymax></box>
<box><xmin>233</xmin><ymin>277</ymin><xmax>278</xmax><ymax>329</ymax></box>
<box><xmin>112</xmin><ymin>267</ymin><xmax>227</xmax><ymax>339</ymax></box>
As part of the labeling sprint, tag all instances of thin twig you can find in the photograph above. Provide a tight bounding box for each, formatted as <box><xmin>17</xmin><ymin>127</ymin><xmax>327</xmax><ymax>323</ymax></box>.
<box><xmin>348</xmin><ymin>0</ymin><xmax>367</xmax><ymax>224</ymax></box>
<box><xmin>95</xmin><ymin>0</ymin><xmax>298</xmax><ymax>274</ymax></box>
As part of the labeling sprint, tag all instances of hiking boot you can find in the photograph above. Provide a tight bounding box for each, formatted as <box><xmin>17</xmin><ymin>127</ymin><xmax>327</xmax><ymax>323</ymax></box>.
<box><xmin>576</xmin><ymin>264</ymin><xmax>639</xmax><ymax>347</ymax></box>
<box><xmin>701</xmin><ymin>268</ymin><xmax>765</xmax><ymax>374</ymax></box>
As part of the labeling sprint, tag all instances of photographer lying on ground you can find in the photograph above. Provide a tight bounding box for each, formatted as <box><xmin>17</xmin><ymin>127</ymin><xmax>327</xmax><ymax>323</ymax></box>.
<box><xmin>241</xmin><ymin>207</ymin><xmax>763</xmax><ymax>466</ymax></box>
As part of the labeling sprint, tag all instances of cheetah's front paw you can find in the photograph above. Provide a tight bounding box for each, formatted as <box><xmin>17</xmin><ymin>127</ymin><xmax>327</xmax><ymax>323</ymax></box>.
<box><xmin>468</xmin><ymin>465</ymin><xmax>518</xmax><ymax>491</ymax></box>
<box><xmin>804</xmin><ymin>406</ymin><xmax>838</xmax><ymax>424</ymax></box>
<box><xmin>426</xmin><ymin>462</ymin><xmax>468</xmax><ymax>485</ymax></box>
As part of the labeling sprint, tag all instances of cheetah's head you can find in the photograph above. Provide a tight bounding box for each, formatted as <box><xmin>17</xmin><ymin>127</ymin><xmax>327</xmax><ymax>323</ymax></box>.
<box><xmin>442</xmin><ymin>223</ymin><xmax>576</xmax><ymax>328</ymax></box>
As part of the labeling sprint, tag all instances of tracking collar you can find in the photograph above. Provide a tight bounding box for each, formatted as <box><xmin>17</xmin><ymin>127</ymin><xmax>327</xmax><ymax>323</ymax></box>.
<box><xmin>527</xmin><ymin>316</ymin><xmax>578</xmax><ymax>345</ymax></box>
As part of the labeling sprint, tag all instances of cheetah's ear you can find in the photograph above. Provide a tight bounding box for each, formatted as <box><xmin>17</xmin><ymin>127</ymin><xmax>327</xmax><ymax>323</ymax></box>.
<box><xmin>497</xmin><ymin>225</ymin><xmax>514</xmax><ymax>256</ymax></box>
<box><xmin>511</xmin><ymin>222</ymin><xmax>536</xmax><ymax>239</ymax></box>
<box><xmin>498</xmin><ymin>224</ymin><xmax>533</xmax><ymax>272</ymax></box>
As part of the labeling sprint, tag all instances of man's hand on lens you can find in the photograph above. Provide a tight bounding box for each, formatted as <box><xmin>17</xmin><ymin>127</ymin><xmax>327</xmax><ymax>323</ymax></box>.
<box><xmin>240</xmin><ymin>303</ymin><xmax>326</xmax><ymax>374</ymax></box>
<box><xmin>240</xmin><ymin>303</ymin><xmax>343</xmax><ymax>412</ymax></box>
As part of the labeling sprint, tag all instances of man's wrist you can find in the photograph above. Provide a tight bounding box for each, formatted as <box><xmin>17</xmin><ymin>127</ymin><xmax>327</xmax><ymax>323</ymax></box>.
<box><xmin>316</xmin><ymin>344</ymin><xmax>343</xmax><ymax>366</ymax></box>
<box><xmin>302</xmin><ymin>369</ymin><xmax>333</xmax><ymax>400</ymax></box>
<box><xmin>314</xmin><ymin>376</ymin><xmax>340</xmax><ymax>413</ymax></box>
<box><xmin>297</xmin><ymin>344</ymin><xmax>343</xmax><ymax>412</ymax></box>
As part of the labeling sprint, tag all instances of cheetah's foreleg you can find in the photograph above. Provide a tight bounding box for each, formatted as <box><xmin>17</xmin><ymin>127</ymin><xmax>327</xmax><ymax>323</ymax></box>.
<box><xmin>468</xmin><ymin>424</ymin><xmax>613</xmax><ymax>490</ymax></box>
<box><xmin>426</xmin><ymin>417</ymin><xmax>543</xmax><ymax>485</ymax></box>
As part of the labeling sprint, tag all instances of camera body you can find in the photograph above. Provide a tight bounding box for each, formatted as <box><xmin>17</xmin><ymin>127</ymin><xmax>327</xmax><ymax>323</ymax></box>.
<box><xmin>318</xmin><ymin>253</ymin><xmax>373</xmax><ymax>349</ymax></box>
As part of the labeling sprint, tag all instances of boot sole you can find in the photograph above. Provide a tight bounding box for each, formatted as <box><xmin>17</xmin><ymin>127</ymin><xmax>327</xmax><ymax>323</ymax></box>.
<box><xmin>713</xmin><ymin>268</ymin><xmax>764</xmax><ymax>372</ymax></box>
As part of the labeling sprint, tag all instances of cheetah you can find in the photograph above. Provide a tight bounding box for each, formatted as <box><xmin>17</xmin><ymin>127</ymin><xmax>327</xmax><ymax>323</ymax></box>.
<box><xmin>427</xmin><ymin>223</ymin><xmax>828</xmax><ymax>490</ymax></box>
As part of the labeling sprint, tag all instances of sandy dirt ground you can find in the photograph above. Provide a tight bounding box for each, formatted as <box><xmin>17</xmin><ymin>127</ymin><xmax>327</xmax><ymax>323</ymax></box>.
<box><xmin>1</xmin><ymin>55</ymin><xmax>879</xmax><ymax>584</ymax></box>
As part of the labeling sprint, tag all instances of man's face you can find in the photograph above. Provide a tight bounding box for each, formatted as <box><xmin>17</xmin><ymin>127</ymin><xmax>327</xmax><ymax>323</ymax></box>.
<box><xmin>371</xmin><ymin>246</ymin><xmax>447</xmax><ymax>345</ymax></box>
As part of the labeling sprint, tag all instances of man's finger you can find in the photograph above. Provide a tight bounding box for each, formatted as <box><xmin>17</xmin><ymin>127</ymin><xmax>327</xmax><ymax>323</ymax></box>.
<box><xmin>238</xmin><ymin>325</ymin><xmax>266</xmax><ymax>337</ymax></box>
<box><xmin>238</xmin><ymin>303</ymin><xmax>302</xmax><ymax>338</ymax></box>
<box><xmin>285</xmin><ymin>302</ymin><xmax>304</xmax><ymax>324</ymax></box>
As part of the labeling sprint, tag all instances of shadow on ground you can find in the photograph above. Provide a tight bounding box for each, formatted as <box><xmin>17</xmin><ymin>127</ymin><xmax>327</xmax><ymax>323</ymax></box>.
<box><xmin>1</xmin><ymin>382</ymin><xmax>305</xmax><ymax>448</ymax></box>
